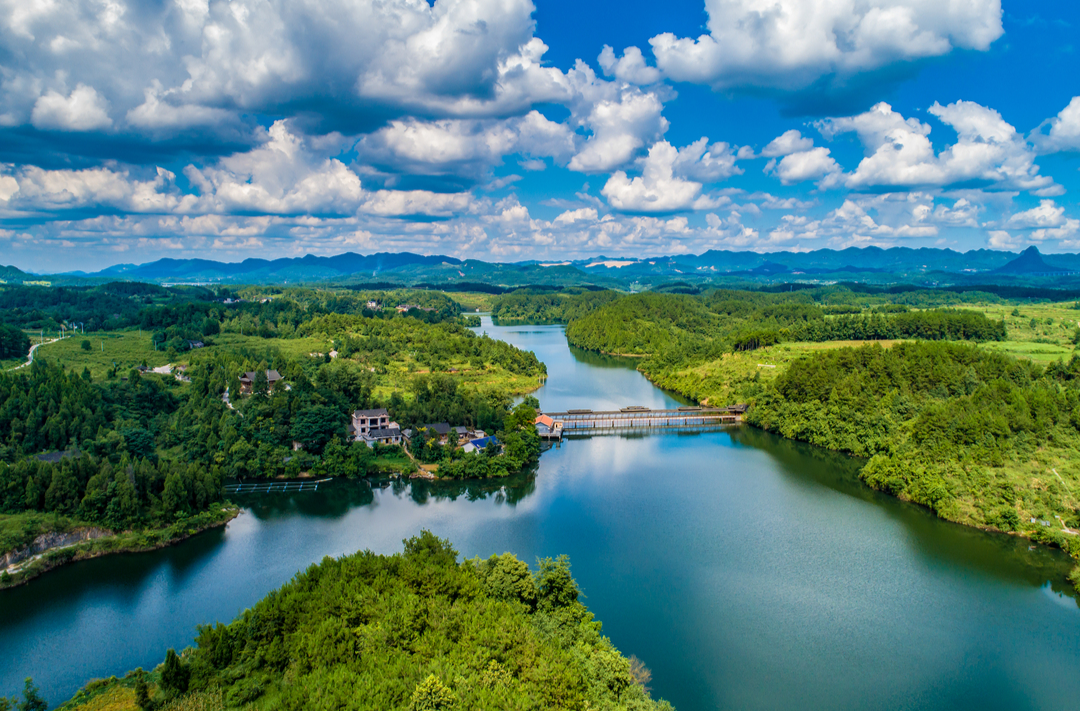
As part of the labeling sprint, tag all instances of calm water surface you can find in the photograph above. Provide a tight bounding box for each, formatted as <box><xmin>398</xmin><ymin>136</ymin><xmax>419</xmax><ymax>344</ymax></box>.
<box><xmin>3</xmin><ymin>317</ymin><xmax>1079</xmax><ymax>710</ymax></box>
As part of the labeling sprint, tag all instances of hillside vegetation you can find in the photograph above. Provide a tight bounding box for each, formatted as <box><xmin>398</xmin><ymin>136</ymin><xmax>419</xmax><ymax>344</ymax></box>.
<box><xmin>563</xmin><ymin>291</ymin><xmax>1005</xmax><ymax>357</ymax></box>
<box><xmin>58</xmin><ymin>533</ymin><xmax>673</xmax><ymax>711</ymax></box>
<box><xmin>749</xmin><ymin>343</ymin><xmax>1080</xmax><ymax>549</ymax></box>
<box><xmin>491</xmin><ymin>289</ymin><xmax>620</xmax><ymax>323</ymax></box>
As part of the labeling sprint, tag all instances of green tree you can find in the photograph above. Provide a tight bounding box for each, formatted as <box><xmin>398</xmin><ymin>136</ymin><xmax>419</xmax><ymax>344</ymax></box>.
<box><xmin>410</xmin><ymin>675</ymin><xmax>457</xmax><ymax>711</ymax></box>
<box><xmin>0</xmin><ymin>324</ymin><xmax>30</xmax><ymax>359</ymax></box>
<box><xmin>536</xmin><ymin>555</ymin><xmax>579</xmax><ymax>611</ymax></box>
<box><xmin>161</xmin><ymin>473</ymin><xmax>188</xmax><ymax>516</ymax></box>
<box><xmin>289</xmin><ymin>405</ymin><xmax>347</xmax><ymax>454</ymax></box>
<box><xmin>44</xmin><ymin>466</ymin><xmax>80</xmax><ymax>515</ymax></box>
<box><xmin>134</xmin><ymin>669</ymin><xmax>153</xmax><ymax>711</ymax></box>
<box><xmin>80</xmin><ymin>339</ymin><xmax>91</xmax><ymax>351</ymax></box>
<box><xmin>474</xmin><ymin>552</ymin><xmax>537</xmax><ymax>609</ymax></box>
<box><xmin>252</xmin><ymin>369</ymin><xmax>269</xmax><ymax>397</ymax></box>
<box><xmin>17</xmin><ymin>678</ymin><xmax>46</xmax><ymax>711</ymax></box>
<box><xmin>160</xmin><ymin>649</ymin><xmax>189</xmax><ymax>695</ymax></box>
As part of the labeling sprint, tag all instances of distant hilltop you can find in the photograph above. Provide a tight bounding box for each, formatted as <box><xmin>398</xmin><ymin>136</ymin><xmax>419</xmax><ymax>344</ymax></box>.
<box><xmin>991</xmin><ymin>246</ymin><xmax>1078</xmax><ymax>276</ymax></box>
<box><xmin>9</xmin><ymin>245</ymin><xmax>1080</xmax><ymax>289</ymax></box>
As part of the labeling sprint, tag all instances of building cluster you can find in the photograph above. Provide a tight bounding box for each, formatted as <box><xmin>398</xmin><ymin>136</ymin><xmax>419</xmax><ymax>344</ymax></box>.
<box><xmin>348</xmin><ymin>408</ymin><xmax>496</xmax><ymax>451</ymax></box>
<box><xmin>227</xmin><ymin>371</ymin><xmax>500</xmax><ymax>453</ymax></box>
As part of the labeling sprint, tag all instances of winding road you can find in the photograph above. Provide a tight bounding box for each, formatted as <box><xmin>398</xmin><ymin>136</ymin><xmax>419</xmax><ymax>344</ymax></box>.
<box><xmin>9</xmin><ymin>335</ymin><xmax>64</xmax><ymax>371</ymax></box>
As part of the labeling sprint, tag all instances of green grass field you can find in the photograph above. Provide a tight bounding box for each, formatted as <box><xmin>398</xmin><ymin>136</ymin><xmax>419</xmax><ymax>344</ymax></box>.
<box><xmin>217</xmin><ymin>330</ymin><xmax>540</xmax><ymax>398</ymax></box>
<box><xmin>644</xmin><ymin>339</ymin><xmax>904</xmax><ymax>406</ymax></box>
<box><xmin>29</xmin><ymin>331</ymin><xmax>172</xmax><ymax>380</ymax></box>
<box><xmin>969</xmin><ymin>300</ymin><xmax>1080</xmax><ymax>363</ymax></box>
<box><xmin>211</xmin><ymin>333</ymin><xmax>330</xmax><ymax>358</ymax></box>
<box><xmin>445</xmin><ymin>291</ymin><xmax>496</xmax><ymax>312</ymax></box>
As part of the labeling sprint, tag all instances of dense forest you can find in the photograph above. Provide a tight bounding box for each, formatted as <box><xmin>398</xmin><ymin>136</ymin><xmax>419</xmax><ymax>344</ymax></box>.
<box><xmin>0</xmin><ymin>324</ymin><xmax>29</xmax><ymax>359</ymax></box>
<box><xmin>562</xmin><ymin>291</ymin><xmax>1005</xmax><ymax>356</ymax></box>
<box><xmin>0</xmin><ymin>283</ymin><xmax>466</xmax><ymax>352</ymax></box>
<box><xmin>60</xmin><ymin>532</ymin><xmax>673</xmax><ymax>711</ymax></box>
<box><xmin>491</xmin><ymin>283</ymin><xmax>1011</xmax><ymax>330</ymax></box>
<box><xmin>491</xmin><ymin>289</ymin><xmax>620</xmax><ymax>323</ymax></box>
<box><xmin>2</xmin><ymin>455</ymin><xmax>222</xmax><ymax>534</ymax></box>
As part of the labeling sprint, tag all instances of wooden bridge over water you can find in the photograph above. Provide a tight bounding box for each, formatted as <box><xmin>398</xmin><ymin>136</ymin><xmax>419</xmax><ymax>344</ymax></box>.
<box><xmin>539</xmin><ymin>405</ymin><xmax>746</xmax><ymax>439</ymax></box>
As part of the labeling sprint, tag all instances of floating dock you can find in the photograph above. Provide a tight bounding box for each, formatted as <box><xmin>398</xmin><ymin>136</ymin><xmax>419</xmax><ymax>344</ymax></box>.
<box><xmin>224</xmin><ymin>478</ymin><xmax>332</xmax><ymax>495</ymax></box>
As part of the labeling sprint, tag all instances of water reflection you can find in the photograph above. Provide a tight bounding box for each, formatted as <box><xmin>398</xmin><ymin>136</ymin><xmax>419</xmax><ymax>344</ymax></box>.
<box><xmin>240</xmin><ymin>478</ymin><xmax>375</xmax><ymax>520</ymax></box>
<box><xmin>730</xmin><ymin>426</ymin><xmax>1079</xmax><ymax>604</ymax></box>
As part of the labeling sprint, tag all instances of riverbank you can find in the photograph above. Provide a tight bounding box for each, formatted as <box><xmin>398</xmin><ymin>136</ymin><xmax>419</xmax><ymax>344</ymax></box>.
<box><xmin>0</xmin><ymin>507</ymin><xmax>240</xmax><ymax>589</ymax></box>
<box><xmin>633</xmin><ymin>344</ymin><xmax>1080</xmax><ymax>590</ymax></box>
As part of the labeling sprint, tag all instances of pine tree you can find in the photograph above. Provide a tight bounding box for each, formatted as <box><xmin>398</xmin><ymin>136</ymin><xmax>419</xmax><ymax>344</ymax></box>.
<box><xmin>160</xmin><ymin>649</ymin><xmax>189</xmax><ymax>695</ymax></box>
<box><xmin>134</xmin><ymin>670</ymin><xmax>153</xmax><ymax>711</ymax></box>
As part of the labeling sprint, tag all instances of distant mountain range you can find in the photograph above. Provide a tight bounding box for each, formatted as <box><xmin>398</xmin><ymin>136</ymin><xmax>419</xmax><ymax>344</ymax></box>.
<box><xmin>6</xmin><ymin>246</ymin><xmax>1080</xmax><ymax>289</ymax></box>
<box><xmin>83</xmin><ymin>252</ymin><xmax>461</xmax><ymax>282</ymax></box>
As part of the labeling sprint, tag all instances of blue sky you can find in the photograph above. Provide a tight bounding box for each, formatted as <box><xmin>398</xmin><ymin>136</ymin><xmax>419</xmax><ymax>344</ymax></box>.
<box><xmin>1</xmin><ymin>0</ymin><xmax>1079</xmax><ymax>272</ymax></box>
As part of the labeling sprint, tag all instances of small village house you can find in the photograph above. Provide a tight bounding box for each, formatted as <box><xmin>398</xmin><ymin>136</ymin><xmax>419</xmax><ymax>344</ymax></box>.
<box><xmin>350</xmin><ymin>408</ymin><xmax>391</xmax><ymax>439</ymax></box>
<box><xmin>238</xmin><ymin>369</ymin><xmax>283</xmax><ymax>395</ymax></box>
<box><xmin>362</xmin><ymin>426</ymin><xmax>403</xmax><ymax>447</ymax></box>
<box><xmin>462</xmin><ymin>435</ymin><xmax>499</xmax><ymax>454</ymax></box>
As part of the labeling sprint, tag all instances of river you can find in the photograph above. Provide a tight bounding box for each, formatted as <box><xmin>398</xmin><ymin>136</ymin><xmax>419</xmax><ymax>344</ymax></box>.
<box><xmin>3</xmin><ymin>317</ymin><xmax>1080</xmax><ymax>710</ymax></box>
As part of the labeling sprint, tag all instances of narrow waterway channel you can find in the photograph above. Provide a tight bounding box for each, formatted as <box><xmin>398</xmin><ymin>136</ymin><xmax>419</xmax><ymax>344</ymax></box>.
<box><xmin>3</xmin><ymin>317</ymin><xmax>1079</xmax><ymax>710</ymax></box>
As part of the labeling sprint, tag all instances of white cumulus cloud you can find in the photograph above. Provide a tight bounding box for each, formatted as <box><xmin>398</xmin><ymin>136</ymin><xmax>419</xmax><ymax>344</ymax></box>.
<box><xmin>766</xmin><ymin>147</ymin><xmax>841</xmax><ymax>185</ymax></box>
<box><xmin>648</xmin><ymin>0</ymin><xmax>1003</xmax><ymax>90</ymax></box>
<box><xmin>817</xmin><ymin>101</ymin><xmax>1053</xmax><ymax>193</ymax></box>
<box><xmin>1031</xmin><ymin>97</ymin><xmax>1080</xmax><ymax>154</ymax></box>
<box><xmin>761</xmin><ymin>130</ymin><xmax>815</xmax><ymax>157</ymax></box>
<box><xmin>356</xmin><ymin>111</ymin><xmax>575</xmax><ymax>179</ymax></box>
<box><xmin>566</xmin><ymin>65</ymin><xmax>669</xmax><ymax>173</ymax></box>
<box><xmin>598</xmin><ymin>46</ymin><xmax>662</xmax><ymax>85</ymax></box>
<box><xmin>0</xmin><ymin>0</ymin><xmax>572</xmax><ymax>136</ymax></box>
<box><xmin>601</xmin><ymin>140</ymin><xmax>734</xmax><ymax>212</ymax></box>
<box><xmin>31</xmin><ymin>84</ymin><xmax>113</xmax><ymax>131</ymax></box>
<box><xmin>184</xmin><ymin>121</ymin><xmax>363</xmax><ymax>215</ymax></box>
<box><xmin>1006</xmin><ymin>200</ymin><xmax>1067</xmax><ymax>228</ymax></box>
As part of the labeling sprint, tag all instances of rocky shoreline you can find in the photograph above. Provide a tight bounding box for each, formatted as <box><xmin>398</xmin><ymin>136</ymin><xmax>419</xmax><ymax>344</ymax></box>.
<box><xmin>0</xmin><ymin>507</ymin><xmax>240</xmax><ymax>590</ymax></box>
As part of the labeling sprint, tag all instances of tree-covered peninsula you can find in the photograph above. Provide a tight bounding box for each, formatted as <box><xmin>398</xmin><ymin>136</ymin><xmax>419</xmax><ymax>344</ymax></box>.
<box><xmin>0</xmin><ymin>286</ymin><xmax>547</xmax><ymax>587</ymax></box>
<box><xmin>55</xmin><ymin>532</ymin><xmax>673</xmax><ymax>711</ymax></box>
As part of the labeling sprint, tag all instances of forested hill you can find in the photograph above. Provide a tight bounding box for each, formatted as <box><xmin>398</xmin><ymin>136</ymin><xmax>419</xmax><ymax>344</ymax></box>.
<box><xmin>0</xmin><ymin>282</ymin><xmax>462</xmax><ymax>336</ymax></box>
<box><xmin>58</xmin><ymin>532</ymin><xmax>674</xmax><ymax>711</ymax></box>
<box><xmin>560</xmin><ymin>291</ymin><xmax>1006</xmax><ymax>356</ymax></box>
